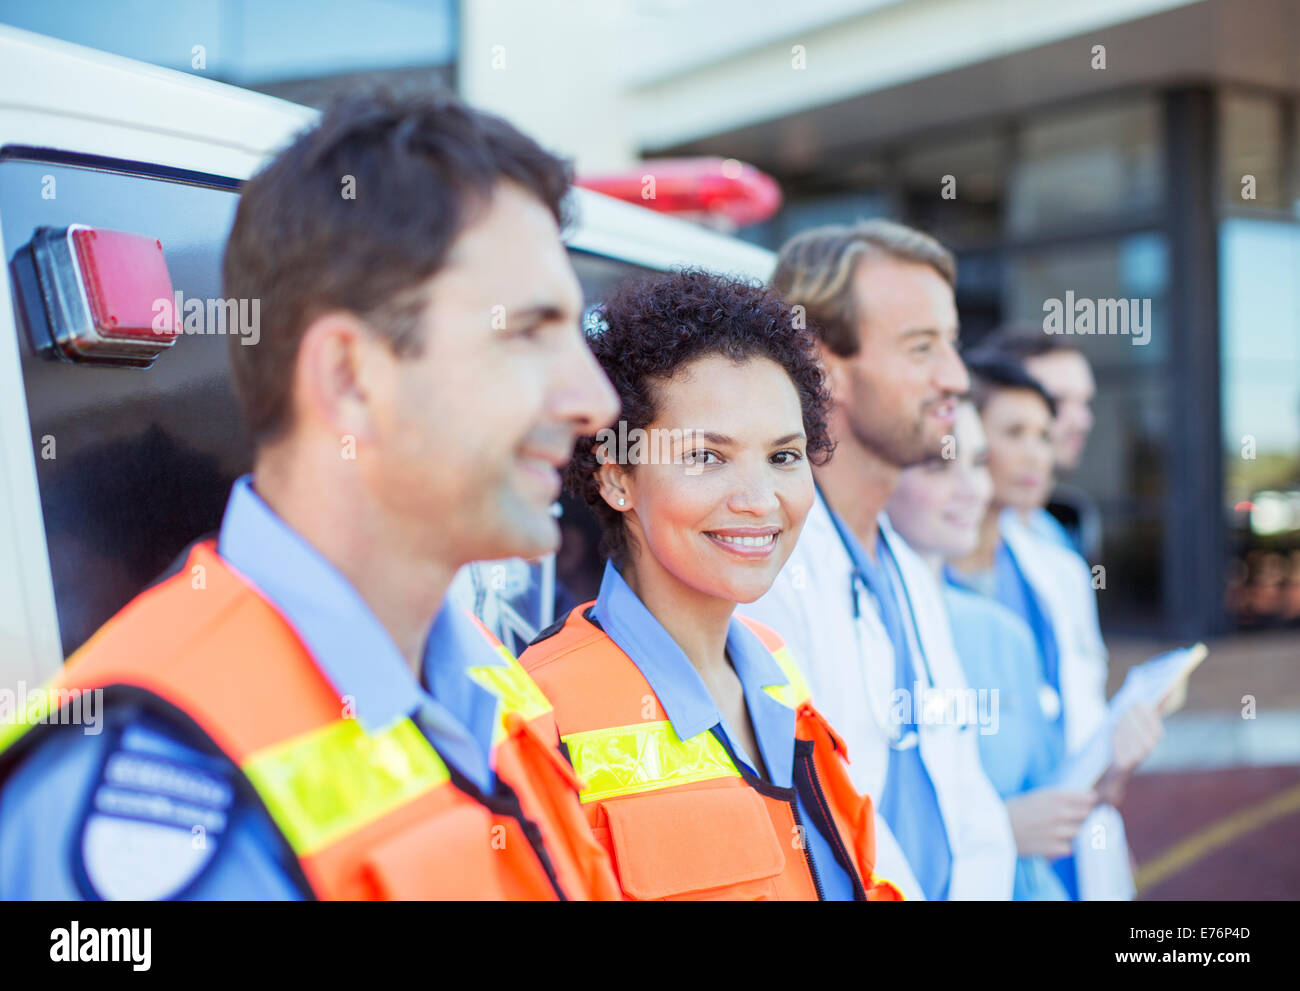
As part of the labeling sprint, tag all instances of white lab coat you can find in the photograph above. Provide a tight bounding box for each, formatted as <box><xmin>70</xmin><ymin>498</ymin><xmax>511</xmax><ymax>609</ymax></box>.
<box><xmin>1001</xmin><ymin>514</ymin><xmax>1136</xmax><ymax>901</ymax></box>
<box><xmin>739</xmin><ymin>493</ymin><xmax>1017</xmax><ymax>900</ymax></box>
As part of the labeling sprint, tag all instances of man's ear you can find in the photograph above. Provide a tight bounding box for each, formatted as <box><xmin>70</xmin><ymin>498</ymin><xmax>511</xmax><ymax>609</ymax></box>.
<box><xmin>595</xmin><ymin>459</ymin><xmax>633</xmax><ymax>511</ymax></box>
<box><xmin>294</xmin><ymin>312</ymin><xmax>389</xmax><ymax>444</ymax></box>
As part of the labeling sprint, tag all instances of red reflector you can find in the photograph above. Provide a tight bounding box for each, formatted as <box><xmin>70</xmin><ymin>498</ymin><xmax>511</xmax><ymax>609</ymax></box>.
<box><xmin>26</xmin><ymin>224</ymin><xmax>182</xmax><ymax>367</ymax></box>
<box><xmin>71</xmin><ymin>228</ymin><xmax>178</xmax><ymax>340</ymax></box>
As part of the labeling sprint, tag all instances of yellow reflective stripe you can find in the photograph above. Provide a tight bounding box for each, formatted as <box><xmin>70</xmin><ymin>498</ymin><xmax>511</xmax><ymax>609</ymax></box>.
<box><xmin>762</xmin><ymin>645</ymin><xmax>812</xmax><ymax>710</ymax></box>
<box><xmin>562</xmin><ymin>720</ymin><xmax>741</xmax><ymax>804</ymax></box>
<box><xmin>2</xmin><ymin>623</ymin><xmax>127</xmax><ymax>755</ymax></box>
<box><xmin>467</xmin><ymin>648</ymin><xmax>553</xmax><ymax>721</ymax></box>
<box><xmin>242</xmin><ymin>717</ymin><xmax>449</xmax><ymax>856</ymax></box>
<box><xmin>0</xmin><ymin>715</ymin><xmax>30</xmax><ymax>755</ymax></box>
<box><xmin>0</xmin><ymin>682</ymin><xmax>87</xmax><ymax>755</ymax></box>
<box><xmin>468</xmin><ymin>647</ymin><xmax>553</xmax><ymax>746</ymax></box>
<box><xmin>872</xmin><ymin>874</ymin><xmax>906</xmax><ymax>899</ymax></box>
<box><xmin>0</xmin><ymin>684</ymin><xmax>49</xmax><ymax>754</ymax></box>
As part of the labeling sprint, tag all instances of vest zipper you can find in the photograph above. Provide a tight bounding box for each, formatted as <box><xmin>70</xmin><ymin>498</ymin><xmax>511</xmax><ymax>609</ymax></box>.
<box><xmin>443</xmin><ymin>762</ymin><xmax>569</xmax><ymax>901</ymax></box>
<box><xmin>789</xmin><ymin>796</ymin><xmax>826</xmax><ymax>901</ymax></box>
<box><xmin>796</xmin><ymin>745</ymin><xmax>868</xmax><ymax>901</ymax></box>
<box><xmin>514</xmin><ymin>811</ymin><xmax>569</xmax><ymax>902</ymax></box>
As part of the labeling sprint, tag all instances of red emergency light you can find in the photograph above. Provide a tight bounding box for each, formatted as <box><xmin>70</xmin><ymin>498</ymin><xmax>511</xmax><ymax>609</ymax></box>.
<box><xmin>577</xmin><ymin>157</ymin><xmax>782</xmax><ymax>228</ymax></box>
<box><xmin>28</xmin><ymin>224</ymin><xmax>180</xmax><ymax>367</ymax></box>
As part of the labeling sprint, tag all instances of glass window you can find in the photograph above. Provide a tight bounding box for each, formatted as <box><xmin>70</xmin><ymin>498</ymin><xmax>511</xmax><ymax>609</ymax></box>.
<box><xmin>1098</xmin><ymin>515</ymin><xmax>1165</xmax><ymax>629</ymax></box>
<box><xmin>1009</xmin><ymin>98</ymin><xmax>1163</xmax><ymax>235</ymax></box>
<box><xmin>1219</xmin><ymin>92</ymin><xmax>1285</xmax><ymax>211</ymax></box>
<box><xmin>953</xmin><ymin>248</ymin><xmax>1004</xmax><ymax>345</ymax></box>
<box><xmin>899</xmin><ymin>132</ymin><xmax>1007</xmax><ymax>246</ymax></box>
<box><xmin>1002</xmin><ymin>233</ymin><xmax>1170</xmax><ymax>367</ymax></box>
<box><xmin>0</xmin><ymin>0</ymin><xmax>458</xmax><ymax>90</ymax></box>
<box><xmin>1001</xmin><ymin>235</ymin><xmax>1172</xmax><ymax>632</ymax></box>
<box><xmin>1219</xmin><ymin>218</ymin><xmax>1300</xmax><ymax>626</ymax></box>
<box><xmin>763</xmin><ymin>189</ymin><xmax>891</xmax><ymax>250</ymax></box>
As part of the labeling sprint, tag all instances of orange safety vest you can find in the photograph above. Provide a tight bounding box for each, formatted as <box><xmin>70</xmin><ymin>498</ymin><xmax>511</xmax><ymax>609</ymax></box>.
<box><xmin>0</xmin><ymin>540</ymin><xmax>619</xmax><ymax>901</ymax></box>
<box><xmin>520</xmin><ymin>603</ymin><xmax>905</xmax><ymax>901</ymax></box>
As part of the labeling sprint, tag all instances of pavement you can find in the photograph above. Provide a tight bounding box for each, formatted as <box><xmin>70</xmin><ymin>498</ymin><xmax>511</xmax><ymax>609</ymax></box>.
<box><xmin>1105</xmin><ymin>632</ymin><xmax>1300</xmax><ymax>900</ymax></box>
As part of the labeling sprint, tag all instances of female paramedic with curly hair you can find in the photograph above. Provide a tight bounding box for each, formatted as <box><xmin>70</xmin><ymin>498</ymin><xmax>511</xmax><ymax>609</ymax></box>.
<box><xmin>519</xmin><ymin>269</ymin><xmax>903</xmax><ymax>901</ymax></box>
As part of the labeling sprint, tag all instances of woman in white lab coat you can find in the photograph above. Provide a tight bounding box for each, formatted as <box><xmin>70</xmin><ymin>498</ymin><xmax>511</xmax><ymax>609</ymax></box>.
<box><xmin>887</xmin><ymin>400</ymin><xmax>1090</xmax><ymax>899</ymax></box>
<box><xmin>949</xmin><ymin>356</ymin><xmax>1165</xmax><ymax>900</ymax></box>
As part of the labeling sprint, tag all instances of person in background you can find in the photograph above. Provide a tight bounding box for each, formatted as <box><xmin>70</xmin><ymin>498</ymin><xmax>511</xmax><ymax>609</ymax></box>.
<box><xmin>738</xmin><ymin>219</ymin><xmax>1017</xmax><ymax>900</ymax></box>
<box><xmin>886</xmin><ymin>398</ymin><xmax>1094</xmax><ymax>899</ymax></box>
<box><xmin>0</xmin><ymin>91</ymin><xmax>622</xmax><ymax>900</ymax></box>
<box><xmin>972</xmin><ymin>329</ymin><xmax>1101</xmax><ymax>561</ymax></box>
<box><xmin>949</xmin><ymin>355</ymin><xmax>1164</xmax><ymax>900</ymax></box>
<box><xmin>521</xmin><ymin>269</ymin><xmax>903</xmax><ymax>901</ymax></box>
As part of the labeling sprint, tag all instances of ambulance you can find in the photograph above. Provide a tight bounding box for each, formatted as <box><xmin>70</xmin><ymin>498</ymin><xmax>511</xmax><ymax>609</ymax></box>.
<box><xmin>0</xmin><ymin>24</ymin><xmax>775</xmax><ymax>697</ymax></box>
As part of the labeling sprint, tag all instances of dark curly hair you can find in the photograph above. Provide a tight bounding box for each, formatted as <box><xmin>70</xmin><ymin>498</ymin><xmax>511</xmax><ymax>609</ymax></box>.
<box><xmin>567</xmin><ymin>268</ymin><xmax>834</xmax><ymax>564</ymax></box>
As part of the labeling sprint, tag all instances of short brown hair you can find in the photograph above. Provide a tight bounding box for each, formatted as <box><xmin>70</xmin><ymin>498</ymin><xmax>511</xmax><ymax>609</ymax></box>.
<box><xmin>224</xmin><ymin>89</ymin><xmax>572</xmax><ymax>445</ymax></box>
<box><xmin>770</xmin><ymin>218</ymin><xmax>956</xmax><ymax>357</ymax></box>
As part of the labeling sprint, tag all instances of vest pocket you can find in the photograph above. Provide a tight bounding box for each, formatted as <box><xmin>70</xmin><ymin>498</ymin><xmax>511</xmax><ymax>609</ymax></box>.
<box><xmin>602</xmin><ymin>786</ymin><xmax>786</xmax><ymax>900</ymax></box>
<box><xmin>362</xmin><ymin>802</ymin><xmax>507</xmax><ymax>900</ymax></box>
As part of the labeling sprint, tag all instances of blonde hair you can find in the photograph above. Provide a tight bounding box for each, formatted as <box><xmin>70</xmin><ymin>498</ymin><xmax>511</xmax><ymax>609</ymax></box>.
<box><xmin>770</xmin><ymin>218</ymin><xmax>956</xmax><ymax>357</ymax></box>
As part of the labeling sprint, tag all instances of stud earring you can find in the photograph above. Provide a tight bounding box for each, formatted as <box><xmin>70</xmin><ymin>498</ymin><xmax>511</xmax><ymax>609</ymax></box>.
<box><xmin>617</xmin><ymin>496</ymin><xmax>626</xmax><ymax>507</ymax></box>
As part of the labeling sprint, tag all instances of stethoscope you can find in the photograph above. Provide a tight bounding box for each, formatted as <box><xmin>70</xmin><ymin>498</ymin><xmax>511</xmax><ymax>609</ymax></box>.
<box><xmin>818</xmin><ymin>487</ymin><xmax>972</xmax><ymax>746</ymax></box>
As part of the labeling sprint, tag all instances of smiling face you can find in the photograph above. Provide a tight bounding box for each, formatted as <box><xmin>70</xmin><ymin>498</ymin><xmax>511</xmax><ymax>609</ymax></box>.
<box><xmin>887</xmin><ymin>402</ymin><xmax>993</xmax><ymax>561</ymax></box>
<box><xmin>980</xmin><ymin>387</ymin><xmax>1056</xmax><ymax>514</ymax></box>
<box><xmin>600</xmin><ymin>354</ymin><xmax>815</xmax><ymax>606</ymax></box>
<box><xmin>832</xmin><ymin>256</ymin><xmax>969</xmax><ymax>468</ymax></box>
<box><xmin>366</xmin><ymin>181</ymin><xmax>619</xmax><ymax>564</ymax></box>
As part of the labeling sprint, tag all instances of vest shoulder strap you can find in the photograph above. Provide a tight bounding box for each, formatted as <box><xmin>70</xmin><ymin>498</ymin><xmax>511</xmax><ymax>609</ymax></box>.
<box><xmin>735</xmin><ymin>615</ymin><xmax>812</xmax><ymax>710</ymax></box>
<box><xmin>460</xmin><ymin>611</ymin><xmax>554</xmax><ymax>732</ymax></box>
<box><xmin>519</xmin><ymin>603</ymin><xmax>668</xmax><ymax>734</ymax></box>
<box><xmin>48</xmin><ymin>540</ymin><xmax>342</xmax><ymax>759</ymax></box>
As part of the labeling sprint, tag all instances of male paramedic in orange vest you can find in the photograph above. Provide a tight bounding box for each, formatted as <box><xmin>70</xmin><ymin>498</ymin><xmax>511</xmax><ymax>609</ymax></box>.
<box><xmin>0</xmin><ymin>91</ymin><xmax>621</xmax><ymax>900</ymax></box>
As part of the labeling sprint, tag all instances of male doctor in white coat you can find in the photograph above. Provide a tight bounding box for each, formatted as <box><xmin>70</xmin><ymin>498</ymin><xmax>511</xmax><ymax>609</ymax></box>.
<box><xmin>739</xmin><ymin>219</ymin><xmax>1017</xmax><ymax>900</ymax></box>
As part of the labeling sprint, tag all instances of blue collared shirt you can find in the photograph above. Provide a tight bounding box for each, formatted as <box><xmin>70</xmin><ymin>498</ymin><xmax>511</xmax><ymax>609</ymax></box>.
<box><xmin>948</xmin><ymin>538</ymin><xmax>1078</xmax><ymax>899</ymax></box>
<box><xmin>589</xmin><ymin>560</ymin><xmax>858</xmax><ymax>900</ymax></box>
<box><xmin>0</xmin><ymin>475</ymin><xmax>511</xmax><ymax>899</ymax></box>
<box><xmin>949</xmin><ymin>540</ymin><xmax>1065</xmax><ymax>748</ymax></box>
<box><xmin>941</xmin><ymin>582</ymin><xmax>1069</xmax><ymax>901</ymax></box>
<box><xmin>217</xmin><ymin>475</ymin><xmax>502</xmax><ymax>793</ymax></box>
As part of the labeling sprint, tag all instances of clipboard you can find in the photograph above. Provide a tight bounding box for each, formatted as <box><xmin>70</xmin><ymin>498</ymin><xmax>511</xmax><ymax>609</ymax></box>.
<box><xmin>1048</xmin><ymin>643</ymin><xmax>1208</xmax><ymax>790</ymax></box>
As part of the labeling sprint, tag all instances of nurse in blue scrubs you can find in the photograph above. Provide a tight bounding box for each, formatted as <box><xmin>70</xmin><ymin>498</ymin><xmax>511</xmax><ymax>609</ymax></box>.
<box><xmin>947</xmin><ymin>357</ymin><xmax>1164</xmax><ymax>899</ymax></box>
<box><xmin>886</xmin><ymin>399</ymin><xmax>1092</xmax><ymax>899</ymax></box>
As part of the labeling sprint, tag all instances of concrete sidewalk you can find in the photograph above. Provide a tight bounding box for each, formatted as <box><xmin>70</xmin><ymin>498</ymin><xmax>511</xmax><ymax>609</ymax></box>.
<box><xmin>1106</xmin><ymin>631</ymin><xmax>1300</xmax><ymax>898</ymax></box>
<box><xmin>1107</xmin><ymin>631</ymin><xmax>1300</xmax><ymax>713</ymax></box>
